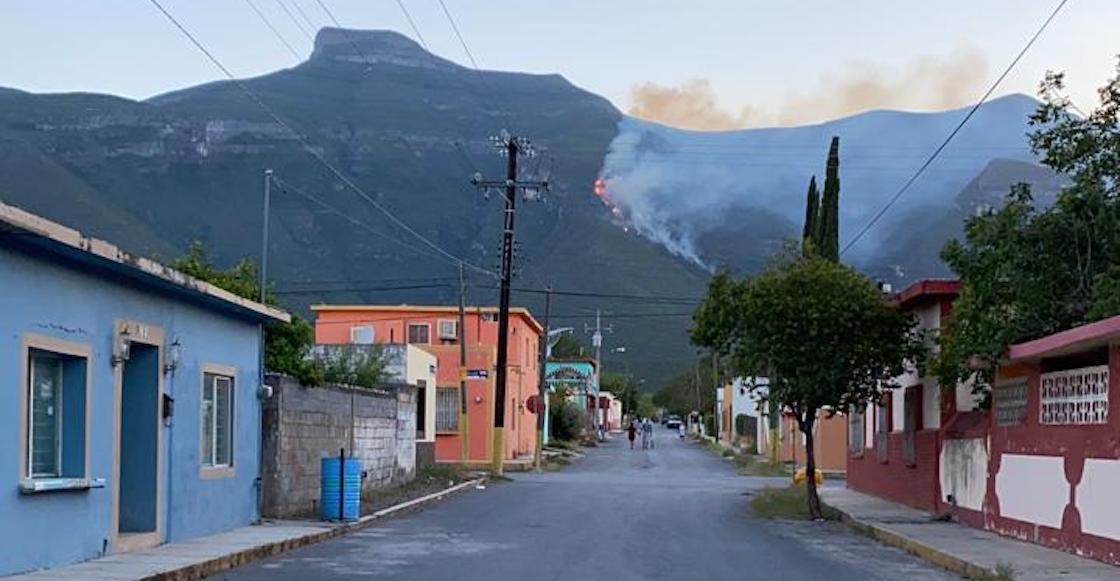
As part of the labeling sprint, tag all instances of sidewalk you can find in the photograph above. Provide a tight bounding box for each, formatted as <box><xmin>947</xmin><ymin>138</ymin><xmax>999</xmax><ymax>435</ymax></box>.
<box><xmin>820</xmin><ymin>487</ymin><xmax>1120</xmax><ymax>581</ymax></box>
<box><xmin>5</xmin><ymin>479</ymin><xmax>482</xmax><ymax>581</ymax></box>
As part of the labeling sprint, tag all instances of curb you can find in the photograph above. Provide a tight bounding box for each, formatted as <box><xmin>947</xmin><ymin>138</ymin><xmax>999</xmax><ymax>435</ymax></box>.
<box><xmin>142</xmin><ymin>478</ymin><xmax>484</xmax><ymax>581</ymax></box>
<box><xmin>831</xmin><ymin>507</ymin><xmax>994</xmax><ymax>579</ymax></box>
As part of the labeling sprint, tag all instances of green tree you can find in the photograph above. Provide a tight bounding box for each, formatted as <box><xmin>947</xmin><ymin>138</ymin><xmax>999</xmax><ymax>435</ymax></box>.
<box><xmin>652</xmin><ymin>356</ymin><xmax>717</xmax><ymax>418</ymax></box>
<box><xmin>693</xmin><ymin>254</ymin><xmax>922</xmax><ymax>518</ymax></box>
<box><xmin>802</xmin><ymin>175</ymin><xmax>820</xmax><ymax>254</ymax></box>
<box><xmin>936</xmin><ymin>67</ymin><xmax>1120</xmax><ymax>391</ymax></box>
<box><xmin>170</xmin><ymin>242</ymin><xmax>323</xmax><ymax>385</ymax></box>
<box><xmin>601</xmin><ymin>372</ymin><xmax>638</xmax><ymax>415</ymax></box>
<box><xmin>816</xmin><ymin>136</ymin><xmax>841</xmax><ymax>261</ymax></box>
<box><xmin>550</xmin><ymin>333</ymin><xmax>587</xmax><ymax>358</ymax></box>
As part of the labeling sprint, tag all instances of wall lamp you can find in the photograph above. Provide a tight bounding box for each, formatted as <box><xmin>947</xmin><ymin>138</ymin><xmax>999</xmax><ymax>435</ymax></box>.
<box><xmin>112</xmin><ymin>327</ymin><xmax>132</xmax><ymax>367</ymax></box>
<box><xmin>164</xmin><ymin>338</ymin><xmax>182</xmax><ymax>375</ymax></box>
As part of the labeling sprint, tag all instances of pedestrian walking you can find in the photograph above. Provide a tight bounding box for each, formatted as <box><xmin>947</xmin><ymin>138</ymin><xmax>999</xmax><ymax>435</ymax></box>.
<box><xmin>627</xmin><ymin>420</ymin><xmax>637</xmax><ymax>449</ymax></box>
<box><xmin>643</xmin><ymin>418</ymin><xmax>655</xmax><ymax>449</ymax></box>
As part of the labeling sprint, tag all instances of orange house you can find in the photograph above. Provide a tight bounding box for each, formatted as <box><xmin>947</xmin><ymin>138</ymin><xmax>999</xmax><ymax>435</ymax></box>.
<box><xmin>313</xmin><ymin>305</ymin><xmax>543</xmax><ymax>465</ymax></box>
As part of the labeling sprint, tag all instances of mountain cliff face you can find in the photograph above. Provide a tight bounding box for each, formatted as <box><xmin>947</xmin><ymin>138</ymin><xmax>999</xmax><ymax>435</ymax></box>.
<box><xmin>0</xmin><ymin>28</ymin><xmax>1066</xmax><ymax>385</ymax></box>
<box><xmin>0</xmin><ymin>29</ymin><xmax>707</xmax><ymax>386</ymax></box>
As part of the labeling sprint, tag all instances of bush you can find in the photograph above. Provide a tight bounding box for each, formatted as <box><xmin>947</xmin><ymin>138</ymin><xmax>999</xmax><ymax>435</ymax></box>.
<box><xmin>751</xmin><ymin>485</ymin><xmax>837</xmax><ymax>520</ymax></box>
<box><xmin>311</xmin><ymin>344</ymin><xmax>386</xmax><ymax>389</ymax></box>
<box><xmin>551</xmin><ymin>401</ymin><xmax>586</xmax><ymax>442</ymax></box>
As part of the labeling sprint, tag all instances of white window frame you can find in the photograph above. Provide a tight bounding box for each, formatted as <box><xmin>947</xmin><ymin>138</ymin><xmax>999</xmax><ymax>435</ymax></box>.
<box><xmin>19</xmin><ymin>334</ymin><xmax>92</xmax><ymax>484</ymax></box>
<box><xmin>28</xmin><ymin>353</ymin><xmax>63</xmax><ymax>478</ymax></box>
<box><xmin>349</xmin><ymin>325</ymin><xmax>374</xmax><ymax>344</ymax></box>
<box><xmin>436</xmin><ymin>387</ymin><xmax>460</xmax><ymax>432</ymax></box>
<box><xmin>407</xmin><ymin>322</ymin><xmax>431</xmax><ymax>345</ymax></box>
<box><xmin>438</xmin><ymin>319</ymin><xmax>458</xmax><ymax>341</ymax></box>
<box><xmin>200</xmin><ymin>364</ymin><xmax>237</xmax><ymax>479</ymax></box>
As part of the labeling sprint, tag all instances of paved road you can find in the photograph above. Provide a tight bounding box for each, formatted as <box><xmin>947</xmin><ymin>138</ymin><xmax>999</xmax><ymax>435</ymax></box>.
<box><xmin>218</xmin><ymin>431</ymin><xmax>956</xmax><ymax>580</ymax></box>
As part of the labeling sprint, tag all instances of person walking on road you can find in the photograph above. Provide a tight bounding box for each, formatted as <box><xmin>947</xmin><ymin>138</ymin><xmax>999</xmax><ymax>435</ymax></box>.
<box><xmin>627</xmin><ymin>420</ymin><xmax>637</xmax><ymax>449</ymax></box>
<box><xmin>642</xmin><ymin>418</ymin><xmax>654</xmax><ymax>449</ymax></box>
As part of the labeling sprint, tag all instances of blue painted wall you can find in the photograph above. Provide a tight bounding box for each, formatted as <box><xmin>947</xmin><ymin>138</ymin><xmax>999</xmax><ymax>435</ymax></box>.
<box><xmin>0</xmin><ymin>246</ymin><xmax>264</xmax><ymax>576</ymax></box>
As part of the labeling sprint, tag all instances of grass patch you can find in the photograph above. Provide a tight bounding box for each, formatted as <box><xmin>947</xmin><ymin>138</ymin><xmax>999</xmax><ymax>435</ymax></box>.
<box><xmin>968</xmin><ymin>563</ymin><xmax>1017</xmax><ymax>581</ymax></box>
<box><xmin>547</xmin><ymin>439</ymin><xmax>578</xmax><ymax>452</ymax></box>
<box><xmin>750</xmin><ymin>485</ymin><xmax>838</xmax><ymax>520</ymax></box>
<box><xmin>735</xmin><ymin>454</ymin><xmax>791</xmax><ymax>477</ymax></box>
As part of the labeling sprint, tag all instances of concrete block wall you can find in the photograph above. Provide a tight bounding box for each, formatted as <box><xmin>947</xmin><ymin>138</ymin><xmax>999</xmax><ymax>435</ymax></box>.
<box><xmin>261</xmin><ymin>374</ymin><xmax>417</xmax><ymax>519</ymax></box>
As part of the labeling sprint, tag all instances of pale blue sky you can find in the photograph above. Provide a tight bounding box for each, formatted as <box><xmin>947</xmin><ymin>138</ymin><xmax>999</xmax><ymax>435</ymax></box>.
<box><xmin>1</xmin><ymin>1</ymin><xmax>1116</xmax><ymax>125</ymax></box>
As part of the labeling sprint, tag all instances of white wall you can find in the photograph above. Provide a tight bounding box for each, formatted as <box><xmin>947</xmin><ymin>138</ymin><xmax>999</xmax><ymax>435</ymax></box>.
<box><xmin>995</xmin><ymin>454</ymin><xmax>1067</xmax><ymax>528</ymax></box>
<box><xmin>404</xmin><ymin>345</ymin><xmax>437</xmax><ymax>443</ymax></box>
<box><xmin>939</xmin><ymin>438</ymin><xmax>988</xmax><ymax>511</ymax></box>
<box><xmin>1077</xmin><ymin>459</ymin><xmax>1120</xmax><ymax>541</ymax></box>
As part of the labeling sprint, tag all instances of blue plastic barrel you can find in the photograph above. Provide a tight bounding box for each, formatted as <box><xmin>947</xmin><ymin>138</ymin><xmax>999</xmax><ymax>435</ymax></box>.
<box><xmin>321</xmin><ymin>456</ymin><xmax>361</xmax><ymax>521</ymax></box>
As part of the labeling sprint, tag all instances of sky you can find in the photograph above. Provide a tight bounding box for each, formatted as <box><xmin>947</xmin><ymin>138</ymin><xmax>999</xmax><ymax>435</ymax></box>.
<box><xmin>0</xmin><ymin>1</ymin><xmax>1117</xmax><ymax>128</ymax></box>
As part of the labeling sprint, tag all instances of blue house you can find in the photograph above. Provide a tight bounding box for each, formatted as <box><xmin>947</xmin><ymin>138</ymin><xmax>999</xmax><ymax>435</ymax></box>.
<box><xmin>0</xmin><ymin>201</ymin><xmax>289</xmax><ymax>575</ymax></box>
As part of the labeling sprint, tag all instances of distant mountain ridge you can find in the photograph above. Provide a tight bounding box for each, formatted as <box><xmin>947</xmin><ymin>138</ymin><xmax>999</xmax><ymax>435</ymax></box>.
<box><xmin>0</xmin><ymin>28</ymin><xmax>1065</xmax><ymax>384</ymax></box>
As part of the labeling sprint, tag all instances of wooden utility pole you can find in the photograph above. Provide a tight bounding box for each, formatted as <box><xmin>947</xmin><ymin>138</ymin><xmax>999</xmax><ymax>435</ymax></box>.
<box><xmin>471</xmin><ymin>132</ymin><xmax>548</xmax><ymax>476</ymax></box>
<box><xmin>458</xmin><ymin>262</ymin><xmax>470</xmax><ymax>463</ymax></box>
<box><xmin>260</xmin><ymin>168</ymin><xmax>272</xmax><ymax>303</ymax></box>
<box><xmin>534</xmin><ymin>284</ymin><xmax>552</xmax><ymax>471</ymax></box>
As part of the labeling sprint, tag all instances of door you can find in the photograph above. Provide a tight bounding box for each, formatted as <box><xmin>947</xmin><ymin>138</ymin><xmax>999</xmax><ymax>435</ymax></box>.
<box><xmin>114</xmin><ymin>335</ymin><xmax>164</xmax><ymax>551</ymax></box>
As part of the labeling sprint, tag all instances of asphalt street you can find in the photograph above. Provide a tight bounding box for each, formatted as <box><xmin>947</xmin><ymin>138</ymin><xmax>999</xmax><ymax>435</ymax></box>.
<box><xmin>216</xmin><ymin>430</ymin><xmax>957</xmax><ymax>580</ymax></box>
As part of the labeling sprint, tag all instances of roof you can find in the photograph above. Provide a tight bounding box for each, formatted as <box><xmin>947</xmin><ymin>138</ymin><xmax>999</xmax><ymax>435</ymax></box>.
<box><xmin>0</xmin><ymin>200</ymin><xmax>289</xmax><ymax>323</ymax></box>
<box><xmin>547</xmin><ymin>357</ymin><xmax>598</xmax><ymax>369</ymax></box>
<box><xmin>892</xmin><ymin>279</ymin><xmax>960</xmax><ymax>310</ymax></box>
<box><xmin>1006</xmin><ymin>314</ymin><xmax>1120</xmax><ymax>362</ymax></box>
<box><xmin>312</xmin><ymin>304</ymin><xmax>544</xmax><ymax>334</ymax></box>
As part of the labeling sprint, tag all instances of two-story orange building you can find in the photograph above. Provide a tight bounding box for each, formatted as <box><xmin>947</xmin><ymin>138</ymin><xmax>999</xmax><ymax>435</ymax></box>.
<box><xmin>312</xmin><ymin>305</ymin><xmax>543</xmax><ymax>466</ymax></box>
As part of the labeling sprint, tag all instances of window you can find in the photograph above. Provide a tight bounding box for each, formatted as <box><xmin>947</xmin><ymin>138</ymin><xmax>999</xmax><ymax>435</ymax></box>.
<box><xmin>993</xmin><ymin>377</ymin><xmax>1028</xmax><ymax>426</ymax></box>
<box><xmin>202</xmin><ymin>373</ymin><xmax>234</xmax><ymax>468</ymax></box>
<box><xmin>438</xmin><ymin>320</ymin><xmax>458</xmax><ymax>341</ymax></box>
<box><xmin>408</xmin><ymin>323</ymin><xmax>430</xmax><ymax>345</ymax></box>
<box><xmin>350</xmin><ymin>325</ymin><xmax>374</xmax><ymax>344</ymax></box>
<box><xmin>848</xmin><ymin>407</ymin><xmax>864</xmax><ymax>455</ymax></box>
<box><xmin>436</xmin><ymin>387</ymin><xmax>460</xmax><ymax>432</ymax></box>
<box><xmin>24</xmin><ymin>344</ymin><xmax>89</xmax><ymax>481</ymax></box>
<box><xmin>902</xmin><ymin>386</ymin><xmax>922</xmax><ymax>466</ymax></box>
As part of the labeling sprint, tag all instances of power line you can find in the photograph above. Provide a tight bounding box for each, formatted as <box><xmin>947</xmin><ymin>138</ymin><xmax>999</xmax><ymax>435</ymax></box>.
<box><xmin>147</xmin><ymin>0</ymin><xmax>495</xmax><ymax>279</ymax></box>
<box><xmin>394</xmin><ymin>0</ymin><xmax>430</xmax><ymax>51</ymax></box>
<box><xmin>270</xmin><ymin>175</ymin><xmax>476</xmax><ymax>271</ymax></box>
<box><xmin>840</xmin><ymin>0</ymin><xmax>1068</xmax><ymax>256</ymax></box>
<box><xmin>274</xmin><ymin>0</ymin><xmax>314</xmax><ymax>42</ymax></box>
<box><xmin>243</xmin><ymin>0</ymin><xmax>302</xmax><ymax>59</ymax></box>
<box><xmin>288</xmin><ymin>0</ymin><xmax>320</xmax><ymax>34</ymax></box>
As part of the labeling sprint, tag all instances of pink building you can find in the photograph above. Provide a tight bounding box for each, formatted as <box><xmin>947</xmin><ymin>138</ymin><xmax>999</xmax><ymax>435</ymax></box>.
<box><xmin>313</xmin><ymin>305</ymin><xmax>543</xmax><ymax>466</ymax></box>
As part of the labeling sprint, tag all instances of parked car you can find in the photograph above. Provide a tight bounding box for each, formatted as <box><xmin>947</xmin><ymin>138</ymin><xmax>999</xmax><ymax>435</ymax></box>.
<box><xmin>664</xmin><ymin>415</ymin><xmax>682</xmax><ymax>430</ymax></box>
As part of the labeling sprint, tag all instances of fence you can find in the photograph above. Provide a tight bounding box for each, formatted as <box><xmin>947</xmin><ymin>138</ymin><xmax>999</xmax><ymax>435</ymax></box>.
<box><xmin>261</xmin><ymin>374</ymin><xmax>417</xmax><ymax>519</ymax></box>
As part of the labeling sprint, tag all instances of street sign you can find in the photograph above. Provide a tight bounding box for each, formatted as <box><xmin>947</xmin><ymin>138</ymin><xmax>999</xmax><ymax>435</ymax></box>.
<box><xmin>467</xmin><ymin>369</ymin><xmax>489</xmax><ymax>379</ymax></box>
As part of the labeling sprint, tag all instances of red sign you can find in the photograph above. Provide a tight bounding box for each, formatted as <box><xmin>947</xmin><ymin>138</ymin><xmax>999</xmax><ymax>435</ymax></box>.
<box><xmin>526</xmin><ymin>395</ymin><xmax>542</xmax><ymax>414</ymax></box>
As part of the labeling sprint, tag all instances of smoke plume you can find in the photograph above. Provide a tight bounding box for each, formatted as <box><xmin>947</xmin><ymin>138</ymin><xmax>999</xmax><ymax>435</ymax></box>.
<box><xmin>628</xmin><ymin>47</ymin><xmax>989</xmax><ymax>130</ymax></box>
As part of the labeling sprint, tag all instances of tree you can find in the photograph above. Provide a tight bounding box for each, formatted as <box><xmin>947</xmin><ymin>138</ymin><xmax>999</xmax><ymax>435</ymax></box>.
<box><xmin>601</xmin><ymin>372</ymin><xmax>638</xmax><ymax>415</ymax></box>
<box><xmin>936</xmin><ymin>66</ymin><xmax>1120</xmax><ymax>391</ymax></box>
<box><xmin>693</xmin><ymin>254</ymin><xmax>923</xmax><ymax>518</ymax></box>
<box><xmin>170</xmin><ymin>242</ymin><xmax>321</xmax><ymax>386</ymax></box>
<box><xmin>802</xmin><ymin>176</ymin><xmax>820</xmax><ymax>254</ymax></box>
<box><xmin>652</xmin><ymin>356</ymin><xmax>717</xmax><ymax>418</ymax></box>
<box><xmin>550</xmin><ymin>333</ymin><xmax>587</xmax><ymax>358</ymax></box>
<box><xmin>816</xmin><ymin>136</ymin><xmax>841</xmax><ymax>261</ymax></box>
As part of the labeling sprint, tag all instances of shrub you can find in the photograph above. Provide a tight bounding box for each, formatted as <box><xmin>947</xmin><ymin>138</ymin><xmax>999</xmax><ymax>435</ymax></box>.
<box><xmin>551</xmin><ymin>401</ymin><xmax>585</xmax><ymax>442</ymax></box>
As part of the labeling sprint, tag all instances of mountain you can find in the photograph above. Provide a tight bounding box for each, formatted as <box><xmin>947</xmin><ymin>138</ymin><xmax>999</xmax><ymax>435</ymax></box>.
<box><xmin>0</xmin><ymin>28</ymin><xmax>1068</xmax><ymax>386</ymax></box>
<box><xmin>598</xmin><ymin>94</ymin><xmax>1057</xmax><ymax>282</ymax></box>
<box><xmin>0</xmin><ymin>28</ymin><xmax>708</xmax><ymax>387</ymax></box>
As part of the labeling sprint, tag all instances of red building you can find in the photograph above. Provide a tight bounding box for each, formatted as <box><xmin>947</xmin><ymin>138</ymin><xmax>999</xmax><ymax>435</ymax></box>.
<box><xmin>847</xmin><ymin>280</ymin><xmax>974</xmax><ymax>511</ymax></box>
<box><xmin>849</xmin><ymin>280</ymin><xmax>1120</xmax><ymax>565</ymax></box>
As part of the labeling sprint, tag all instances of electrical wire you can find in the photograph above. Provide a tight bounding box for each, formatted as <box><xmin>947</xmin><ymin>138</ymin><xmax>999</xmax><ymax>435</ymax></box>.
<box><xmin>274</xmin><ymin>0</ymin><xmax>314</xmax><ymax>42</ymax></box>
<box><xmin>393</xmin><ymin>0</ymin><xmax>430</xmax><ymax>50</ymax></box>
<box><xmin>243</xmin><ymin>0</ymin><xmax>302</xmax><ymax>59</ymax></box>
<box><xmin>839</xmin><ymin>0</ymin><xmax>1069</xmax><ymax>256</ymax></box>
<box><xmin>146</xmin><ymin>0</ymin><xmax>496</xmax><ymax>279</ymax></box>
<box><xmin>287</xmin><ymin>0</ymin><xmax>320</xmax><ymax>34</ymax></box>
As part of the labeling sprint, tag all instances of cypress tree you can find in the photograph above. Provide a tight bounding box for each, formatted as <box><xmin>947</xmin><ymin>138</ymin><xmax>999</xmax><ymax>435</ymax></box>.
<box><xmin>819</xmin><ymin>136</ymin><xmax>841</xmax><ymax>261</ymax></box>
<box><xmin>802</xmin><ymin>175</ymin><xmax>819</xmax><ymax>256</ymax></box>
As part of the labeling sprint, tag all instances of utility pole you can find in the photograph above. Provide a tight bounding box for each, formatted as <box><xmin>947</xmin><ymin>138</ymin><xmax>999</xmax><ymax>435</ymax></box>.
<box><xmin>458</xmin><ymin>262</ymin><xmax>470</xmax><ymax>463</ymax></box>
<box><xmin>585</xmin><ymin>310</ymin><xmax>612</xmax><ymax>440</ymax></box>
<box><xmin>471</xmin><ymin>132</ymin><xmax>548</xmax><ymax>476</ymax></box>
<box><xmin>260</xmin><ymin>169</ymin><xmax>272</xmax><ymax>303</ymax></box>
<box><xmin>534</xmin><ymin>284</ymin><xmax>552</xmax><ymax>471</ymax></box>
